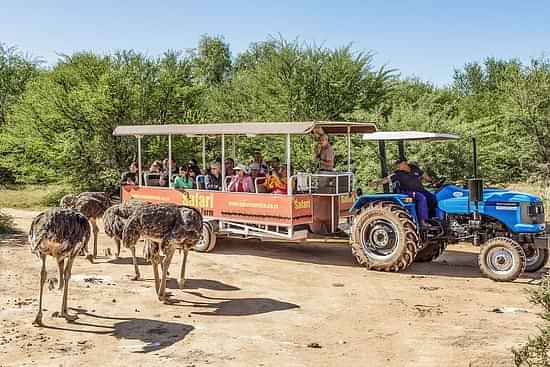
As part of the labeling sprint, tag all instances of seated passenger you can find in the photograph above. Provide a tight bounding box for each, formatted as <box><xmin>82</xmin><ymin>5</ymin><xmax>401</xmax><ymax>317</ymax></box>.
<box><xmin>205</xmin><ymin>163</ymin><xmax>222</xmax><ymax>190</ymax></box>
<box><xmin>228</xmin><ymin>164</ymin><xmax>254</xmax><ymax>193</ymax></box>
<box><xmin>386</xmin><ymin>158</ymin><xmax>437</xmax><ymax>226</ymax></box>
<box><xmin>249</xmin><ymin>163</ymin><xmax>266</xmax><ymax>179</ymax></box>
<box><xmin>173</xmin><ymin>166</ymin><xmax>195</xmax><ymax>189</ymax></box>
<box><xmin>224</xmin><ymin>158</ymin><xmax>235</xmax><ymax>177</ymax></box>
<box><xmin>269</xmin><ymin>157</ymin><xmax>281</xmax><ymax>171</ymax></box>
<box><xmin>121</xmin><ymin>162</ymin><xmax>139</xmax><ymax>185</ymax></box>
<box><xmin>187</xmin><ymin>159</ymin><xmax>201</xmax><ymax>177</ymax></box>
<box><xmin>264</xmin><ymin>166</ymin><xmax>288</xmax><ymax>194</ymax></box>
<box><xmin>149</xmin><ymin>161</ymin><xmax>162</xmax><ymax>173</ymax></box>
<box><xmin>253</xmin><ymin>151</ymin><xmax>269</xmax><ymax>175</ymax></box>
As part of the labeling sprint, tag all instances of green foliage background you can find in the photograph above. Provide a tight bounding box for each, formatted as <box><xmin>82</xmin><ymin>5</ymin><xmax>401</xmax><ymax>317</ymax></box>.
<box><xmin>0</xmin><ymin>36</ymin><xmax>549</xmax><ymax>193</ymax></box>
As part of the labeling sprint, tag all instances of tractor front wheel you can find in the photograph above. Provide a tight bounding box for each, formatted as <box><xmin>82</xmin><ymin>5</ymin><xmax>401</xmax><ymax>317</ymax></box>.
<box><xmin>478</xmin><ymin>237</ymin><xmax>525</xmax><ymax>282</ymax></box>
<box><xmin>524</xmin><ymin>246</ymin><xmax>549</xmax><ymax>272</ymax></box>
<box><xmin>351</xmin><ymin>201</ymin><xmax>419</xmax><ymax>272</ymax></box>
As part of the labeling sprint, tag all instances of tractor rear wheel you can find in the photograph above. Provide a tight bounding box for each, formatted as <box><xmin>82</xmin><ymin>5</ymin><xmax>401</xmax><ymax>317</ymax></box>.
<box><xmin>524</xmin><ymin>246</ymin><xmax>549</xmax><ymax>272</ymax></box>
<box><xmin>478</xmin><ymin>237</ymin><xmax>525</xmax><ymax>282</ymax></box>
<box><xmin>193</xmin><ymin>222</ymin><xmax>217</xmax><ymax>252</ymax></box>
<box><xmin>351</xmin><ymin>201</ymin><xmax>419</xmax><ymax>272</ymax></box>
<box><xmin>414</xmin><ymin>241</ymin><xmax>447</xmax><ymax>263</ymax></box>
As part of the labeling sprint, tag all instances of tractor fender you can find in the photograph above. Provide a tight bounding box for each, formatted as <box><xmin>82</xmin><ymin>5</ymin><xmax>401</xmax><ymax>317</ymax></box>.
<box><xmin>350</xmin><ymin>194</ymin><xmax>416</xmax><ymax>215</ymax></box>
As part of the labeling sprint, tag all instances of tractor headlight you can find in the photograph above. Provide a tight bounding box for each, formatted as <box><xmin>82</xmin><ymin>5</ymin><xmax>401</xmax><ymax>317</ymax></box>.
<box><xmin>521</xmin><ymin>202</ymin><xmax>545</xmax><ymax>224</ymax></box>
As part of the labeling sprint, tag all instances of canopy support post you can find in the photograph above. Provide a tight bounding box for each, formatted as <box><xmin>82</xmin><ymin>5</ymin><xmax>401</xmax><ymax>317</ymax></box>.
<box><xmin>137</xmin><ymin>136</ymin><xmax>142</xmax><ymax>186</ymax></box>
<box><xmin>398</xmin><ymin>141</ymin><xmax>406</xmax><ymax>160</ymax></box>
<box><xmin>168</xmin><ymin>134</ymin><xmax>172</xmax><ymax>187</ymax></box>
<box><xmin>202</xmin><ymin>136</ymin><xmax>206</xmax><ymax>170</ymax></box>
<box><xmin>347</xmin><ymin>126</ymin><xmax>351</xmax><ymax>172</ymax></box>
<box><xmin>221</xmin><ymin>134</ymin><xmax>226</xmax><ymax>192</ymax></box>
<box><xmin>232</xmin><ymin>136</ymin><xmax>236</xmax><ymax>160</ymax></box>
<box><xmin>379</xmin><ymin>141</ymin><xmax>390</xmax><ymax>193</ymax></box>
<box><xmin>286</xmin><ymin>133</ymin><xmax>291</xmax><ymax>195</ymax></box>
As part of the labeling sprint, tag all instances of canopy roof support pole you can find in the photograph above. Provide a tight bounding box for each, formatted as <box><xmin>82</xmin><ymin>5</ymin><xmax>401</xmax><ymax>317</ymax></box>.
<box><xmin>286</xmin><ymin>133</ymin><xmax>291</xmax><ymax>195</ymax></box>
<box><xmin>137</xmin><ymin>136</ymin><xmax>142</xmax><ymax>186</ymax></box>
<box><xmin>168</xmin><ymin>134</ymin><xmax>172</xmax><ymax>187</ymax></box>
<box><xmin>221</xmin><ymin>134</ymin><xmax>226</xmax><ymax>192</ymax></box>
<box><xmin>378</xmin><ymin>141</ymin><xmax>390</xmax><ymax>194</ymax></box>
<box><xmin>398</xmin><ymin>141</ymin><xmax>406</xmax><ymax>160</ymax></box>
<box><xmin>347</xmin><ymin>126</ymin><xmax>351</xmax><ymax>172</ymax></box>
<box><xmin>232</xmin><ymin>136</ymin><xmax>236</xmax><ymax>160</ymax></box>
<box><xmin>202</xmin><ymin>136</ymin><xmax>206</xmax><ymax>169</ymax></box>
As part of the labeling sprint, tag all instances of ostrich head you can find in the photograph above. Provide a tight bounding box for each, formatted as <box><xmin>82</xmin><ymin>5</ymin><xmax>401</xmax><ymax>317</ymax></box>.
<box><xmin>59</xmin><ymin>194</ymin><xmax>78</xmax><ymax>209</ymax></box>
<box><xmin>179</xmin><ymin>207</ymin><xmax>203</xmax><ymax>235</ymax></box>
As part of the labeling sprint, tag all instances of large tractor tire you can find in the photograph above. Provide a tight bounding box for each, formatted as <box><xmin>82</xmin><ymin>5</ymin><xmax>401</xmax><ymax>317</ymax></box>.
<box><xmin>478</xmin><ymin>237</ymin><xmax>526</xmax><ymax>282</ymax></box>
<box><xmin>414</xmin><ymin>241</ymin><xmax>447</xmax><ymax>263</ymax></box>
<box><xmin>524</xmin><ymin>246</ymin><xmax>549</xmax><ymax>272</ymax></box>
<box><xmin>351</xmin><ymin>201</ymin><xmax>419</xmax><ymax>272</ymax></box>
<box><xmin>193</xmin><ymin>222</ymin><xmax>217</xmax><ymax>252</ymax></box>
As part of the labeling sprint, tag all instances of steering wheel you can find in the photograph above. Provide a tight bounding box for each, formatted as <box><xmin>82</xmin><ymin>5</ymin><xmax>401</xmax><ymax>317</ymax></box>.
<box><xmin>430</xmin><ymin>177</ymin><xmax>446</xmax><ymax>189</ymax></box>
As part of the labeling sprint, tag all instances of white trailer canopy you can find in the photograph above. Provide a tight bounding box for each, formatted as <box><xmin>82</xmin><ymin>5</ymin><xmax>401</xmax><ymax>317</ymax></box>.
<box><xmin>113</xmin><ymin>121</ymin><xmax>376</xmax><ymax>137</ymax></box>
<box><xmin>362</xmin><ymin>131</ymin><xmax>459</xmax><ymax>141</ymax></box>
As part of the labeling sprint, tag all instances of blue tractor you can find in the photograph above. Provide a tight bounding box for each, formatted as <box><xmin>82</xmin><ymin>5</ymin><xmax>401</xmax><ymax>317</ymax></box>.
<box><xmin>350</xmin><ymin>131</ymin><xmax>548</xmax><ymax>282</ymax></box>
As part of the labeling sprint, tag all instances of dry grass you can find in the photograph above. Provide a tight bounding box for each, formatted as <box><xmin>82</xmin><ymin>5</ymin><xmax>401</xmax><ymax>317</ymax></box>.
<box><xmin>507</xmin><ymin>181</ymin><xmax>550</xmax><ymax>221</ymax></box>
<box><xmin>0</xmin><ymin>184</ymin><xmax>69</xmax><ymax>210</ymax></box>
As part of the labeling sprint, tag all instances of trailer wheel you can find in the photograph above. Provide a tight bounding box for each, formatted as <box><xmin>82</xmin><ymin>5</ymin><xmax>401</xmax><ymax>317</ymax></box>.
<box><xmin>193</xmin><ymin>222</ymin><xmax>217</xmax><ymax>252</ymax></box>
<box><xmin>478</xmin><ymin>237</ymin><xmax>525</xmax><ymax>282</ymax></box>
<box><xmin>414</xmin><ymin>241</ymin><xmax>447</xmax><ymax>263</ymax></box>
<box><xmin>524</xmin><ymin>246</ymin><xmax>549</xmax><ymax>272</ymax></box>
<box><xmin>351</xmin><ymin>201</ymin><xmax>419</xmax><ymax>272</ymax></box>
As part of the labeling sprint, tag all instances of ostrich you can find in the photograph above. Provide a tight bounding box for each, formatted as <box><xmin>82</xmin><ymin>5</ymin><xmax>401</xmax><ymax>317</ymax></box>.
<box><xmin>123</xmin><ymin>204</ymin><xmax>202</xmax><ymax>301</ymax></box>
<box><xmin>29</xmin><ymin>208</ymin><xmax>91</xmax><ymax>326</ymax></box>
<box><xmin>60</xmin><ymin>192</ymin><xmax>111</xmax><ymax>260</ymax></box>
<box><xmin>102</xmin><ymin>200</ymin><xmax>145</xmax><ymax>279</ymax></box>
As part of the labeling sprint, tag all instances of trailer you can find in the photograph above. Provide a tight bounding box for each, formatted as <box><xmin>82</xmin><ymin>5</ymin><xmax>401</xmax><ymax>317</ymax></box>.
<box><xmin>113</xmin><ymin>121</ymin><xmax>376</xmax><ymax>251</ymax></box>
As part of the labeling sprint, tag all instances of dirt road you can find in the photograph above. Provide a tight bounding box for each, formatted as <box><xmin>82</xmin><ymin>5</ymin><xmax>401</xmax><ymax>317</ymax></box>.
<box><xmin>0</xmin><ymin>209</ymin><xmax>543</xmax><ymax>366</ymax></box>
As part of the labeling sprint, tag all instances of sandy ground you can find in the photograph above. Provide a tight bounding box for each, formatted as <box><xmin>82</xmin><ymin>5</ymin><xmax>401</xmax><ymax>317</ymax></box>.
<box><xmin>0</xmin><ymin>208</ymin><xmax>545</xmax><ymax>367</ymax></box>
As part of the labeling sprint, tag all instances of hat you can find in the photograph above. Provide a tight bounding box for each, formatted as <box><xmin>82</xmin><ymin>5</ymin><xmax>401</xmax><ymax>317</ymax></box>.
<box><xmin>394</xmin><ymin>158</ymin><xmax>408</xmax><ymax>165</ymax></box>
<box><xmin>234</xmin><ymin>164</ymin><xmax>249</xmax><ymax>174</ymax></box>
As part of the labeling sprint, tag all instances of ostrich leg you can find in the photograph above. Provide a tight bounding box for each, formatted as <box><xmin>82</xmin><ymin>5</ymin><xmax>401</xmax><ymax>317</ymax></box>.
<box><xmin>32</xmin><ymin>254</ymin><xmax>47</xmax><ymax>327</ymax></box>
<box><xmin>158</xmin><ymin>245</ymin><xmax>175</xmax><ymax>302</ymax></box>
<box><xmin>57</xmin><ymin>258</ymin><xmax>65</xmax><ymax>290</ymax></box>
<box><xmin>179</xmin><ymin>248</ymin><xmax>189</xmax><ymax>289</ymax></box>
<box><xmin>90</xmin><ymin>218</ymin><xmax>99</xmax><ymax>259</ymax></box>
<box><xmin>115</xmin><ymin>238</ymin><xmax>121</xmax><ymax>258</ymax></box>
<box><xmin>130</xmin><ymin>246</ymin><xmax>140</xmax><ymax>280</ymax></box>
<box><xmin>59</xmin><ymin>256</ymin><xmax>78</xmax><ymax>322</ymax></box>
<box><xmin>152</xmin><ymin>256</ymin><xmax>160</xmax><ymax>295</ymax></box>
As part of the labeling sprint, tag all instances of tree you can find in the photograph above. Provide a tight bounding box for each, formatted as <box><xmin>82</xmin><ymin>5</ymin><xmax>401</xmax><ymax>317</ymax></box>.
<box><xmin>193</xmin><ymin>34</ymin><xmax>231</xmax><ymax>85</ymax></box>
<box><xmin>0</xmin><ymin>43</ymin><xmax>40</xmax><ymax>125</ymax></box>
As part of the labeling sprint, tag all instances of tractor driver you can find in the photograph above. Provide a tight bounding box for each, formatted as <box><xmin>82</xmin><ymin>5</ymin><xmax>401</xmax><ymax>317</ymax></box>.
<box><xmin>386</xmin><ymin>158</ymin><xmax>437</xmax><ymax>226</ymax></box>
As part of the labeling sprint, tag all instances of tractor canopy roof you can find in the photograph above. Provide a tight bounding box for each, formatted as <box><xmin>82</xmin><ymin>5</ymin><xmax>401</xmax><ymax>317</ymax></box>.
<box><xmin>362</xmin><ymin>131</ymin><xmax>459</xmax><ymax>142</ymax></box>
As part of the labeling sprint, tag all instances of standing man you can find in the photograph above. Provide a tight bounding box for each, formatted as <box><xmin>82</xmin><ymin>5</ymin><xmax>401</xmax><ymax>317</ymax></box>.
<box><xmin>314</xmin><ymin>134</ymin><xmax>335</xmax><ymax>171</ymax></box>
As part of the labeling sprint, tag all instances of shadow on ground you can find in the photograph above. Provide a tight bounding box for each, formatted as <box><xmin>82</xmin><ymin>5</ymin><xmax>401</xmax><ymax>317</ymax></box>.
<box><xmin>0</xmin><ymin>232</ymin><xmax>27</xmax><ymax>248</ymax></box>
<box><xmin>214</xmin><ymin>238</ymin><xmax>357</xmax><ymax>267</ymax></box>
<box><xmin>43</xmin><ymin>309</ymin><xmax>193</xmax><ymax>353</ymax></box>
<box><xmin>166</xmin><ymin>278</ymin><xmax>241</xmax><ymax>291</ymax></box>
<box><xmin>167</xmin><ymin>291</ymin><xmax>300</xmax><ymax>316</ymax></box>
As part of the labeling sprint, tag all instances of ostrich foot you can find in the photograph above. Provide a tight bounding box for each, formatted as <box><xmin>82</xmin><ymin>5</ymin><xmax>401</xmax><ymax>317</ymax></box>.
<box><xmin>47</xmin><ymin>278</ymin><xmax>58</xmax><ymax>291</ymax></box>
<box><xmin>85</xmin><ymin>254</ymin><xmax>94</xmax><ymax>264</ymax></box>
<box><xmin>178</xmin><ymin>279</ymin><xmax>186</xmax><ymax>289</ymax></box>
<box><xmin>32</xmin><ymin>312</ymin><xmax>43</xmax><ymax>327</ymax></box>
<box><xmin>52</xmin><ymin>311</ymin><xmax>78</xmax><ymax>322</ymax></box>
<box><xmin>131</xmin><ymin>274</ymin><xmax>141</xmax><ymax>281</ymax></box>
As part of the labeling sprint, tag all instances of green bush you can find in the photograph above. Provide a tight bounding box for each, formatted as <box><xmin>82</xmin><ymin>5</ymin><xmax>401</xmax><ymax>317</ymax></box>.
<box><xmin>513</xmin><ymin>276</ymin><xmax>550</xmax><ymax>366</ymax></box>
<box><xmin>0</xmin><ymin>210</ymin><xmax>15</xmax><ymax>234</ymax></box>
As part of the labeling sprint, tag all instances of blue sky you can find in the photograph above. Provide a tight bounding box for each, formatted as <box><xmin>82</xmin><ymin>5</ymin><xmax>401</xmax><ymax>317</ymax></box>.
<box><xmin>1</xmin><ymin>0</ymin><xmax>548</xmax><ymax>85</ymax></box>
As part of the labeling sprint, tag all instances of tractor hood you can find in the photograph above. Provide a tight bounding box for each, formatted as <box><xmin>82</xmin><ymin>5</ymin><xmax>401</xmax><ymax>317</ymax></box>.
<box><xmin>436</xmin><ymin>185</ymin><xmax>545</xmax><ymax>233</ymax></box>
